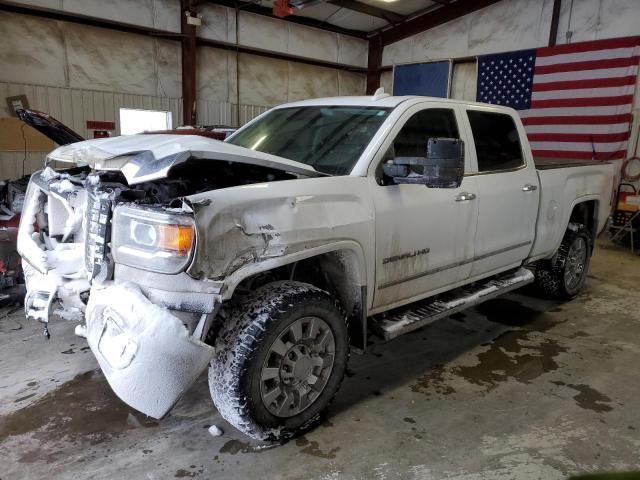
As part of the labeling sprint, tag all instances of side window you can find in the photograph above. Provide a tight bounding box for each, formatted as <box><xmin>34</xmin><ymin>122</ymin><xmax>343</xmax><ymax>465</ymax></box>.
<box><xmin>466</xmin><ymin>111</ymin><xmax>524</xmax><ymax>172</ymax></box>
<box><xmin>389</xmin><ymin>108</ymin><xmax>459</xmax><ymax>158</ymax></box>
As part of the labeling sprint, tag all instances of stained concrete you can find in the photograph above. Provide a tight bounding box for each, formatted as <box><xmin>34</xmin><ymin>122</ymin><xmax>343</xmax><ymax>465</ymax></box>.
<box><xmin>1</xmin><ymin>242</ymin><xmax>639</xmax><ymax>479</ymax></box>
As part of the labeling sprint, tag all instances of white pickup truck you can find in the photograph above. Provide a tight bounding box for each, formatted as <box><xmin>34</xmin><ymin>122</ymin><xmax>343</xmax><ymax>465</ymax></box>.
<box><xmin>17</xmin><ymin>94</ymin><xmax>614</xmax><ymax>441</ymax></box>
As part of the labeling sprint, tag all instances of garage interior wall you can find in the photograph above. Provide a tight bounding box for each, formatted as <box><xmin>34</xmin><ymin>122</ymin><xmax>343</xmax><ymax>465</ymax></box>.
<box><xmin>0</xmin><ymin>0</ymin><xmax>367</xmax><ymax>180</ymax></box>
<box><xmin>379</xmin><ymin>0</ymin><xmax>640</xmax><ymax>159</ymax></box>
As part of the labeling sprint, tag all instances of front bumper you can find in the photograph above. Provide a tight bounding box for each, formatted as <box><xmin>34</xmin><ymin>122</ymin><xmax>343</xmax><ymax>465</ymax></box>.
<box><xmin>18</xmin><ymin>171</ymin><xmax>218</xmax><ymax>419</ymax></box>
<box><xmin>86</xmin><ymin>282</ymin><xmax>215</xmax><ymax>418</ymax></box>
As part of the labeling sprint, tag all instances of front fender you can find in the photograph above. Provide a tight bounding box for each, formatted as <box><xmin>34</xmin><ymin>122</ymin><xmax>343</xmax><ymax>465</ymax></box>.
<box><xmin>218</xmin><ymin>239</ymin><xmax>367</xmax><ymax>300</ymax></box>
<box><xmin>185</xmin><ymin>176</ymin><xmax>375</xmax><ymax>298</ymax></box>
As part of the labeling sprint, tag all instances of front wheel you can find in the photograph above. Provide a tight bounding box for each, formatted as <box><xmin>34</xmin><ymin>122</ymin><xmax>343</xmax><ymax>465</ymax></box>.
<box><xmin>535</xmin><ymin>223</ymin><xmax>592</xmax><ymax>300</ymax></box>
<box><xmin>208</xmin><ymin>281</ymin><xmax>349</xmax><ymax>441</ymax></box>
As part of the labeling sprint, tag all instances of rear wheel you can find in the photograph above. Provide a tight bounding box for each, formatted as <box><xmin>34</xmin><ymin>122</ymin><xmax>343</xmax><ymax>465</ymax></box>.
<box><xmin>208</xmin><ymin>281</ymin><xmax>349</xmax><ymax>441</ymax></box>
<box><xmin>535</xmin><ymin>223</ymin><xmax>592</xmax><ymax>300</ymax></box>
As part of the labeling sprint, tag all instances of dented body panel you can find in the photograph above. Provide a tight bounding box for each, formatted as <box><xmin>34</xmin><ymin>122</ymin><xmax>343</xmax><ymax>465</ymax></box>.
<box><xmin>16</xmin><ymin>95</ymin><xmax>614</xmax><ymax>420</ymax></box>
<box><xmin>186</xmin><ymin>176</ymin><xmax>373</xmax><ymax>302</ymax></box>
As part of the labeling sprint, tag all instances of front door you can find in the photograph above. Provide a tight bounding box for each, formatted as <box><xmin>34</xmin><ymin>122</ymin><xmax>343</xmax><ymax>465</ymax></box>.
<box><xmin>370</xmin><ymin>104</ymin><xmax>479</xmax><ymax>311</ymax></box>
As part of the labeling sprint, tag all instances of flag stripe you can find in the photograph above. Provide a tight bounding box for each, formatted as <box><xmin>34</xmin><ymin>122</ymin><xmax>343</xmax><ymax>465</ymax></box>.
<box><xmin>524</xmin><ymin>122</ymin><xmax>630</xmax><ymax>134</ymax></box>
<box><xmin>532</xmin><ymin>75</ymin><xmax>638</xmax><ymax>92</ymax></box>
<box><xmin>530</xmin><ymin>94</ymin><xmax>634</xmax><ymax>108</ymax></box>
<box><xmin>535</xmin><ymin>46</ymin><xmax>639</xmax><ymax>66</ymax></box>
<box><xmin>519</xmin><ymin>105</ymin><xmax>632</xmax><ymax>118</ymax></box>
<box><xmin>536</xmin><ymin>36</ymin><xmax>640</xmax><ymax>56</ymax></box>
<box><xmin>533</xmin><ymin>66</ymin><xmax>638</xmax><ymax>84</ymax></box>
<box><xmin>527</xmin><ymin>132</ymin><xmax>630</xmax><ymax>143</ymax></box>
<box><xmin>530</xmin><ymin>141</ymin><xmax>627</xmax><ymax>153</ymax></box>
<box><xmin>534</xmin><ymin>56</ymin><xmax>640</xmax><ymax>74</ymax></box>
<box><xmin>532</xmin><ymin>85</ymin><xmax>635</xmax><ymax>100</ymax></box>
<box><xmin>532</xmin><ymin>149</ymin><xmax>627</xmax><ymax>160</ymax></box>
<box><xmin>521</xmin><ymin>114</ymin><xmax>632</xmax><ymax>126</ymax></box>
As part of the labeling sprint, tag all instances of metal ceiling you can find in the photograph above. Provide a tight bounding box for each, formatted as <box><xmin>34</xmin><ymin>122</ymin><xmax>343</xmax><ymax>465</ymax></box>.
<box><xmin>208</xmin><ymin>0</ymin><xmax>447</xmax><ymax>38</ymax></box>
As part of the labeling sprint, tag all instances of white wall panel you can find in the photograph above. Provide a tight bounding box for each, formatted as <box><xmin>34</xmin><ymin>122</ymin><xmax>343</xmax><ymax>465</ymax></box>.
<box><xmin>288</xmin><ymin>63</ymin><xmax>339</xmax><ymax>102</ymax></box>
<box><xmin>197</xmin><ymin>47</ymin><xmax>366</xmax><ymax>110</ymax></box>
<box><xmin>240</xmin><ymin>12</ymin><xmax>289</xmax><ymax>55</ymax></box>
<box><xmin>450</xmin><ymin>61</ymin><xmax>477</xmax><ymax>101</ymax></box>
<box><xmin>555</xmin><ymin>0</ymin><xmax>640</xmax><ymax>44</ymax></box>
<box><xmin>11</xmin><ymin>0</ymin><xmax>181</xmax><ymax>32</ymax></box>
<box><xmin>383</xmin><ymin>0</ymin><xmax>640</xmax><ymax>67</ymax></box>
<box><xmin>199</xmin><ymin>3</ymin><xmax>235</xmax><ymax>43</ymax></box>
<box><xmin>0</xmin><ymin>13</ymin><xmax>67</xmax><ymax>87</ymax></box>
<box><xmin>237</xmin><ymin>54</ymin><xmax>289</xmax><ymax>107</ymax></box>
<box><xmin>288</xmin><ymin>23</ymin><xmax>338</xmax><ymax>64</ymax></box>
<box><xmin>196</xmin><ymin>4</ymin><xmax>367</xmax><ymax>68</ymax></box>
<box><xmin>338</xmin><ymin>71</ymin><xmax>366</xmax><ymax>96</ymax></box>
<box><xmin>0</xmin><ymin>14</ymin><xmax>181</xmax><ymax>98</ymax></box>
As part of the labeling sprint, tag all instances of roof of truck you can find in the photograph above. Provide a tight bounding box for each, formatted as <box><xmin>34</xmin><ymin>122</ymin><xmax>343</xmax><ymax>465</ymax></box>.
<box><xmin>279</xmin><ymin>95</ymin><xmax>515</xmax><ymax>112</ymax></box>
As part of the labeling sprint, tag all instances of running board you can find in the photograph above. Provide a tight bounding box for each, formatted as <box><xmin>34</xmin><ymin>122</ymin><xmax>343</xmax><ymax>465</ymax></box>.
<box><xmin>372</xmin><ymin>268</ymin><xmax>534</xmax><ymax>340</ymax></box>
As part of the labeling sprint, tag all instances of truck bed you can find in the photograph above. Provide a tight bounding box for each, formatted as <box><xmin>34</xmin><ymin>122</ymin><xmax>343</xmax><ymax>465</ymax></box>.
<box><xmin>534</xmin><ymin>157</ymin><xmax>610</xmax><ymax>170</ymax></box>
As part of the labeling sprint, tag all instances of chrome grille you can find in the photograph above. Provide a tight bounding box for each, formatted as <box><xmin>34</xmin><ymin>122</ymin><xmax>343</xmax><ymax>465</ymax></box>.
<box><xmin>84</xmin><ymin>191</ymin><xmax>111</xmax><ymax>279</ymax></box>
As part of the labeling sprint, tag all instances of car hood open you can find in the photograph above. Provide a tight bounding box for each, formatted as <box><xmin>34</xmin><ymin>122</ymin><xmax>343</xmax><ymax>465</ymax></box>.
<box><xmin>16</xmin><ymin>109</ymin><xmax>85</xmax><ymax>146</ymax></box>
<box><xmin>45</xmin><ymin>133</ymin><xmax>325</xmax><ymax>185</ymax></box>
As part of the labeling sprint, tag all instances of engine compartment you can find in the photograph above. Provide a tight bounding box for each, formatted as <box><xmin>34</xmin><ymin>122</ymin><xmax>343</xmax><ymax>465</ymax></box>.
<box><xmin>72</xmin><ymin>158</ymin><xmax>299</xmax><ymax>206</ymax></box>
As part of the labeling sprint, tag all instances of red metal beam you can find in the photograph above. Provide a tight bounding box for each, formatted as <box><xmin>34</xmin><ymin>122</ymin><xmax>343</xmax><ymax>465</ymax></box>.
<box><xmin>366</xmin><ymin>36</ymin><xmax>383</xmax><ymax>94</ymax></box>
<box><xmin>181</xmin><ymin>0</ymin><xmax>198</xmax><ymax>126</ymax></box>
<box><xmin>548</xmin><ymin>0</ymin><xmax>561</xmax><ymax>47</ymax></box>
<box><xmin>375</xmin><ymin>0</ymin><xmax>503</xmax><ymax>47</ymax></box>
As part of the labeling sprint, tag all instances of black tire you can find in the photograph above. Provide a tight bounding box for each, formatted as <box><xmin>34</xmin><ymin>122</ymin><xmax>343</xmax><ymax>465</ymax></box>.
<box><xmin>535</xmin><ymin>223</ymin><xmax>592</xmax><ymax>300</ymax></box>
<box><xmin>208</xmin><ymin>281</ymin><xmax>349</xmax><ymax>441</ymax></box>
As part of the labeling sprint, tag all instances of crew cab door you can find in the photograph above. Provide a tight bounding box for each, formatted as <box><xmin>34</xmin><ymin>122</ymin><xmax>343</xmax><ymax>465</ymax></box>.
<box><xmin>462</xmin><ymin>108</ymin><xmax>539</xmax><ymax>277</ymax></box>
<box><xmin>370</xmin><ymin>103</ymin><xmax>478</xmax><ymax>311</ymax></box>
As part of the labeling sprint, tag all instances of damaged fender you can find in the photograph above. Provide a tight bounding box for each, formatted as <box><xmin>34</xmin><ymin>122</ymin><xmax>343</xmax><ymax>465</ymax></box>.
<box><xmin>86</xmin><ymin>282</ymin><xmax>214</xmax><ymax>418</ymax></box>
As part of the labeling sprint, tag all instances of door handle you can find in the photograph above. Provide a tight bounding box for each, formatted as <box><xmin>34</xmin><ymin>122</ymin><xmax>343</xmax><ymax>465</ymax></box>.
<box><xmin>455</xmin><ymin>192</ymin><xmax>476</xmax><ymax>202</ymax></box>
<box><xmin>522</xmin><ymin>184</ymin><xmax>538</xmax><ymax>192</ymax></box>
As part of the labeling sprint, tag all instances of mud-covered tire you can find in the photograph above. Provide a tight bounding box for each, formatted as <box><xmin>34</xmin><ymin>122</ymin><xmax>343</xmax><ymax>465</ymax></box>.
<box><xmin>208</xmin><ymin>281</ymin><xmax>349</xmax><ymax>441</ymax></box>
<box><xmin>535</xmin><ymin>223</ymin><xmax>592</xmax><ymax>300</ymax></box>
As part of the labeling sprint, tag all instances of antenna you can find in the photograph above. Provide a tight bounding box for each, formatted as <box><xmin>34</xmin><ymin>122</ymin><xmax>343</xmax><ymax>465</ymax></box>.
<box><xmin>372</xmin><ymin>87</ymin><xmax>390</xmax><ymax>101</ymax></box>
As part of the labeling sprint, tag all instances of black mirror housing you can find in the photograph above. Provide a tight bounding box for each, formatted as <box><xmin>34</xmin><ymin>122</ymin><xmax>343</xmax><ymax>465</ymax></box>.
<box><xmin>382</xmin><ymin>137</ymin><xmax>465</xmax><ymax>188</ymax></box>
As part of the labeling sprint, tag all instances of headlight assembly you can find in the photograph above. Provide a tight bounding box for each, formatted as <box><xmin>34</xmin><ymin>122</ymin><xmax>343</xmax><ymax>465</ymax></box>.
<box><xmin>112</xmin><ymin>205</ymin><xmax>195</xmax><ymax>274</ymax></box>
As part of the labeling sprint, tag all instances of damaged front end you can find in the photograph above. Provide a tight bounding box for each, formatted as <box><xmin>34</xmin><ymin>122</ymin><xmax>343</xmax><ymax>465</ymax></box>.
<box><xmin>16</xmin><ymin>135</ymin><xmax>322</xmax><ymax>418</ymax></box>
<box><xmin>17</xmin><ymin>163</ymin><xmax>216</xmax><ymax>418</ymax></box>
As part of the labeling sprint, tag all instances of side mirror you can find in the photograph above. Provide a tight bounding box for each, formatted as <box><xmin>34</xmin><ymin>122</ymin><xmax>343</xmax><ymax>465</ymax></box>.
<box><xmin>382</xmin><ymin>137</ymin><xmax>464</xmax><ymax>188</ymax></box>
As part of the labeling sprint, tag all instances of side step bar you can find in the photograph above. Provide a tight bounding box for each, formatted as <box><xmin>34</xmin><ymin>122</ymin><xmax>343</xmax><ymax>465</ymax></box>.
<box><xmin>372</xmin><ymin>268</ymin><xmax>534</xmax><ymax>340</ymax></box>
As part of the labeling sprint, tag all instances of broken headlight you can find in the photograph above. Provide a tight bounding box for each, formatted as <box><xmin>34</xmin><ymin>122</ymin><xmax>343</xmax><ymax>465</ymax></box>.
<box><xmin>112</xmin><ymin>205</ymin><xmax>195</xmax><ymax>274</ymax></box>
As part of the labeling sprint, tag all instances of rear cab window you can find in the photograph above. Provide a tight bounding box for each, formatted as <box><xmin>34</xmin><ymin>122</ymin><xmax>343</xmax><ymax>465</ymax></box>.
<box><xmin>466</xmin><ymin>111</ymin><xmax>524</xmax><ymax>172</ymax></box>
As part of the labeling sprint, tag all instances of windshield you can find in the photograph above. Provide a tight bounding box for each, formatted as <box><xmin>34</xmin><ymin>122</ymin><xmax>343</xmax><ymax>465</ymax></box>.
<box><xmin>227</xmin><ymin>106</ymin><xmax>391</xmax><ymax>175</ymax></box>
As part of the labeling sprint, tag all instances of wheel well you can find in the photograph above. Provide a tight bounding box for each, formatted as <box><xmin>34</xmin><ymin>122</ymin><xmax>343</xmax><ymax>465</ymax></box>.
<box><xmin>569</xmin><ymin>200</ymin><xmax>597</xmax><ymax>242</ymax></box>
<box><xmin>231</xmin><ymin>250</ymin><xmax>367</xmax><ymax>351</ymax></box>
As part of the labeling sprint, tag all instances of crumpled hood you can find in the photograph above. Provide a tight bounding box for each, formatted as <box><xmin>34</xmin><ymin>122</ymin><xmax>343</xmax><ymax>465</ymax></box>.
<box><xmin>46</xmin><ymin>134</ymin><xmax>323</xmax><ymax>185</ymax></box>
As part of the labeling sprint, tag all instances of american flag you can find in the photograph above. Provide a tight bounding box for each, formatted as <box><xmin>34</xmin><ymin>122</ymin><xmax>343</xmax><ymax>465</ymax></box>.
<box><xmin>477</xmin><ymin>37</ymin><xmax>640</xmax><ymax>161</ymax></box>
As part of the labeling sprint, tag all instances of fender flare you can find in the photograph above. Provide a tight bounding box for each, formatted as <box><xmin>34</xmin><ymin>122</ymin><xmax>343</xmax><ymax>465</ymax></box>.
<box><xmin>218</xmin><ymin>239</ymin><xmax>368</xmax><ymax>302</ymax></box>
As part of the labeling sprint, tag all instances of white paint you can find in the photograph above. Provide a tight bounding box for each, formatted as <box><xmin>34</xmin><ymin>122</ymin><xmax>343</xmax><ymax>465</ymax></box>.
<box><xmin>86</xmin><ymin>281</ymin><xmax>214</xmax><ymax>418</ymax></box>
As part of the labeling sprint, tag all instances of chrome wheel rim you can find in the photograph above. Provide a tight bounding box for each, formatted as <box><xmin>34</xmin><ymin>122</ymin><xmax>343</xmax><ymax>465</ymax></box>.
<box><xmin>260</xmin><ymin>316</ymin><xmax>335</xmax><ymax>418</ymax></box>
<box><xmin>564</xmin><ymin>236</ymin><xmax>588</xmax><ymax>291</ymax></box>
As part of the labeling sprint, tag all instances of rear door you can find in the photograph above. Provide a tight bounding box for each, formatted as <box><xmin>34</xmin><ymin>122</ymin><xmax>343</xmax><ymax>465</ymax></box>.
<box><xmin>370</xmin><ymin>103</ymin><xmax>478</xmax><ymax>311</ymax></box>
<box><xmin>463</xmin><ymin>108</ymin><xmax>539</xmax><ymax>277</ymax></box>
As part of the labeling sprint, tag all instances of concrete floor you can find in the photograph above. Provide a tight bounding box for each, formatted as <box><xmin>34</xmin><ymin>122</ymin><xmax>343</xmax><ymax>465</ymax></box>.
<box><xmin>1</xmin><ymin>242</ymin><xmax>639</xmax><ymax>479</ymax></box>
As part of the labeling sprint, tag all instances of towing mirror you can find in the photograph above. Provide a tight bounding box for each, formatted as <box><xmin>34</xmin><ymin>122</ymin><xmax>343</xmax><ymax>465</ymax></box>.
<box><xmin>382</xmin><ymin>137</ymin><xmax>464</xmax><ymax>188</ymax></box>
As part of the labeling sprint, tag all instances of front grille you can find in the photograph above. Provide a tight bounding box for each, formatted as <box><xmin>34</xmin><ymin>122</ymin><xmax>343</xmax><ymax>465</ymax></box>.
<box><xmin>84</xmin><ymin>191</ymin><xmax>112</xmax><ymax>279</ymax></box>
